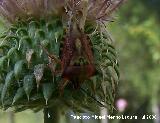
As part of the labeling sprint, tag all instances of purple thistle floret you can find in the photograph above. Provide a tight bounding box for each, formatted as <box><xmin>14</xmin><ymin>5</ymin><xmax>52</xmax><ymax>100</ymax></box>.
<box><xmin>0</xmin><ymin>0</ymin><xmax>124</xmax><ymax>24</ymax></box>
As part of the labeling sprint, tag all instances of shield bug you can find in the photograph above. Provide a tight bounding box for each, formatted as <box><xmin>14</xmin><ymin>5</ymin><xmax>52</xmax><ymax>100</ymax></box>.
<box><xmin>40</xmin><ymin>23</ymin><xmax>95</xmax><ymax>94</ymax></box>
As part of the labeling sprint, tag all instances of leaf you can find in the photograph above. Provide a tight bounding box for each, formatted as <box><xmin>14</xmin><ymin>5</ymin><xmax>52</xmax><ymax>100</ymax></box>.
<box><xmin>101</xmin><ymin>44</ymin><xmax>117</xmax><ymax>58</ymax></box>
<box><xmin>113</xmin><ymin>64</ymin><xmax>120</xmax><ymax>79</ymax></box>
<box><xmin>7</xmin><ymin>47</ymin><xmax>17</xmax><ymax>58</ymax></box>
<box><xmin>16</xmin><ymin>28</ymin><xmax>28</xmax><ymax>36</ymax></box>
<box><xmin>34</xmin><ymin>64</ymin><xmax>45</xmax><ymax>89</ymax></box>
<box><xmin>47</xmin><ymin>23</ymin><xmax>53</xmax><ymax>32</ymax></box>
<box><xmin>0</xmin><ymin>84</ymin><xmax>3</xmax><ymax>104</ymax></box>
<box><xmin>0</xmin><ymin>34</ymin><xmax>7</xmax><ymax>39</ymax></box>
<box><xmin>41</xmin><ymin>40</ymin><xmax>50</xmax><ymax>47</ymax></box>
<box><xmin>0</xmin><ymin>45</ymin><xmax>10</xmax><ymax>50</ymax></box>
<box><xmin>1</xmin><ymin>36</ymin><xmax>18</xmax><ymax>48</ymax></box>
<box><xmin>9</xmin><ymin>27</ymin><xmax>17</xmax><ymax>33</ymax></box>
<box><xmin>23</xmin><ymin>75</ymin><xmax>34</xmax><ymax>100</ymax></box>
<box><xmin>0</xmin><ymin>83</ymin><xmax>4</xmax><ymax>96</ymax></box>
<box><xmin>18</xmin><ymin>36</ymin><xmax>32</xmax><ymax>50</ymax></box>
<box><xmin>105</xmin><ymin>83</ymin><xmax>114</xmax><ymax>104</ymax></box>
<box><xmin>101</xmin><ymin>80</ymin><xmax>107</xmax><ymax>100</ymax></box>
<box><xmin>5</xmin><ymin>71</ymin><xmax>14</xmax><ymax>86</ymax></box>
<box><xmin>1</xmin><ymin>86</ymin><xmax>7</xmax><ymax>105</ymax></box>
<box><xmin>105</xmin><ymin>62</ymin><xmax>120</xmax><ymax>79</ymax></box>
<box><xmin>90</xmin><ymin>76</ymin><xmax>97</xmax><ymax>92</ymax></box>
<box><xmin>42</xmin><ymin>83</ymin><xmax>54</xmax><ymax>105</ymax></box>
<box><xmin>29</xmin><ymin>21</ymin><xmax>40</xmax><ymax>29</ymax></box>
<box><xmin>28</xmin><ymin>21</ymin><xmax>40</xmax><ymax>38</ymax></box>
<box><xmin>12</xmin><ymin>87</ymin><xmax>25</xmax><ymax>105</ymax></box>
<box><xmin>54</xmin><ymin>28</ymin><xmax>63</xmax><ymax>40</ymax></box>
<box><xmin>35</xmin><ymin>29</ymin><xmax>45</xmax><ymax>39</ymax></box>
<box><xmin>26</xmin><ymin>49</ymin><xmax>34</xmax><ymax>68</ymax></box>
<box><xmin>1</xmin><ymin>71</ymin><xmax>14</xmax><ymax>104</ymax></box>
<box><xmin>14</xmin><ymin>60</ymin><xmax>25</xmax><ymax>81</ymax></box>
<box><xmin>104</xmin><ymin>53</ymin><xmax>118</xmax><ymax>66</ymax></box>
<box><xmin>2</xmin><ymin>96</ymin><xmax>13</xmax><ymax>110</ymax></box>
<box><xmin>0</xmin><ymin>56</ymin><xmax>7</xmax><ymax>68</ymax></box>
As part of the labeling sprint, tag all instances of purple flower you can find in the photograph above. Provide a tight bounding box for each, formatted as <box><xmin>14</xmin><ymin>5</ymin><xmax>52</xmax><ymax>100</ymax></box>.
<box><xmin>116</xmin><ymin>98</ymin><xmax>128</xmax><ymax>112</ymax></box>
<box><xmin>0</xmin><ymin>0</ymin><xmax>124</xmax><ymax>23</ymax></box>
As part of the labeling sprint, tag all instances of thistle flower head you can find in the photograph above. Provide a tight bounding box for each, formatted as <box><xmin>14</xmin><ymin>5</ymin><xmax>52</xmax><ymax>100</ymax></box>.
<box><xmin>0</xmin><ymin>0</ymin><xmax>124</xmax><ymax>25</ymax></box>
<box><xmin>0</xmin><ymin>0</ymin><xmax>123</xmax><ymax>113</ymax></box>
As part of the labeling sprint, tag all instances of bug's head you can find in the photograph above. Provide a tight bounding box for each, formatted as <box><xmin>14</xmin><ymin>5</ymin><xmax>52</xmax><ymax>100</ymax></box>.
<box><xmin>75</xmin><ymin>38</ymin><xmax>82</xmax><ymax>54</ymax></box>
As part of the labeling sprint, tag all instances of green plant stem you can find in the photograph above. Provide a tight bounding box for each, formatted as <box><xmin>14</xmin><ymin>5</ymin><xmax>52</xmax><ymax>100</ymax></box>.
<box><xmin>44</xmin><ymin>106</ymin><xmax>66</xmax><ymax>123</ymax></box>
<box><xmin>8</xmin><ymin>111</ymin><xmax>15</xmax><ymax>123</ymax></box>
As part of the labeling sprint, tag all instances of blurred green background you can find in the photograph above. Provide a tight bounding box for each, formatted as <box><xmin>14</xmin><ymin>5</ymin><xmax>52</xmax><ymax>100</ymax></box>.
<box><xmin>0</xmin><ymin>0</ymin><xmax>160</xmax><ymax>123</ymax></box>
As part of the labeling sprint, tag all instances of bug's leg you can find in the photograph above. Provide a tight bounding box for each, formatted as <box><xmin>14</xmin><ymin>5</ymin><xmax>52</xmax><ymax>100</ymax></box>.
<box><xmin>47</xmin><ymin>56</ymin><xmax>63</xmax><ymax>76</ymax></box>
<box><xmin>39</xmin><ymin>44</ymin><xmax>61</xmax><ymax>64</ymax></box>
<box><xmin>47</xmin><ymin>57</ymin><xmax>56</xmax><ymax>75</ymax></box>
<box><xmin>39</xmin><ymin>44</ymin><xmax>63</xmax><ymax>76</ymax></box>
<box><xmin>59</xmin><ymin>79</ymin><xmax>70</xmax><ymax>96</ymax></box>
